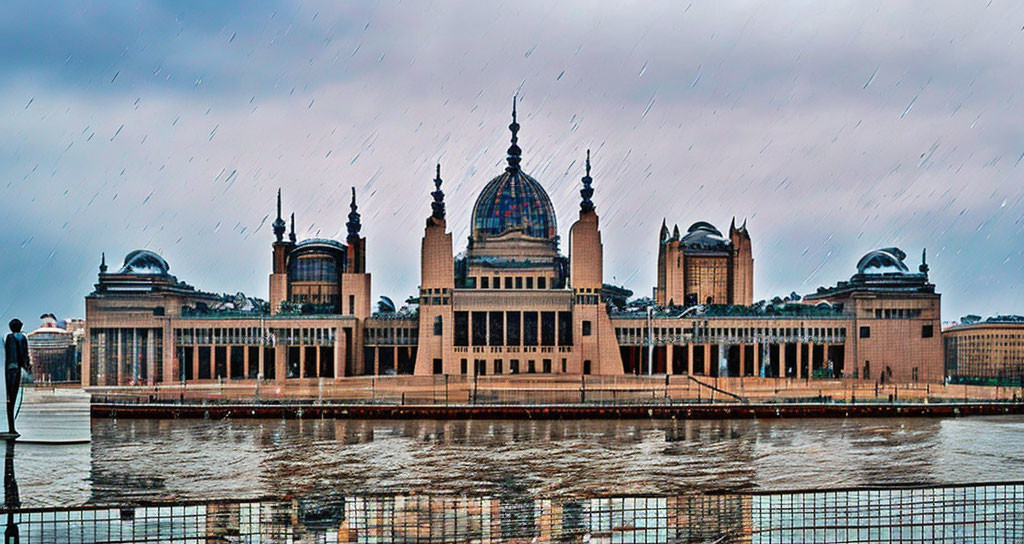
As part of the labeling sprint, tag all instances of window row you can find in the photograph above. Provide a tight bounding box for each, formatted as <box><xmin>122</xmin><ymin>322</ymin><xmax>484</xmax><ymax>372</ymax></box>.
<box><xmin>453</xmin><ymin>311</ymin><xmax>573</xmax><ymax>347</ymax></box>
<box><xmin>475</xmin><ymin>276</ymin><xmax>550</xmax><ymax>290</ymax></box>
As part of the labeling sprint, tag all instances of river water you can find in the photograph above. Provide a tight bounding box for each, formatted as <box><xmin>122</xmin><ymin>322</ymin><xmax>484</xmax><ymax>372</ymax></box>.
<box><xmin>14</xmin><ymin>407</ymin><xmax>1024</xmax><ymax>507</ymax></box>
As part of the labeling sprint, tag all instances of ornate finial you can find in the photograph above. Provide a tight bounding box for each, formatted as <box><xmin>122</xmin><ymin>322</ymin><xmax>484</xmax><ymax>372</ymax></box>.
<box><xmin>741</xmin><ymin>218</ymin><xmax>747</xmax><ymax>230</ymax></box>
<box><xmin>272</xmin><ymin>188</ymin><xmax>286</xmax><ymax>242</ymax></box>
<box><xmin>580</xmin><ymin>149</ymin><xmax>595</xmax><ymax>213</ymax></box>
<box><xmin>99</xmin><ymin>252</ymin><xmax>107</xmax><ymax>274</ymax></box>
<box><xmin>347</xmin><ymin>187</ymin><xmax>362</xmax><ymax>240</ymax></box>
<box><xmin>289</xmin><ymin>212</ymin><xmax>296</xmax><ymax>243</ymax></box>
<box><xmin>919</xmin><ymin>248</ymin><xmax>929</xmax><ymax>275</ymax></box>
<box><xmin>431</xmin><ymin>163</ymin><xmax>446</xmax><ymax>220</ymax></box>
<box><xmin>506</xmin><ymin>96</ymin><xmax>522</xmax><ymax>173</ymax></box>
<box><xmin>672</xmin><ymin>224</ymin><xmax>680</xmax><ymax>239</ymax></box>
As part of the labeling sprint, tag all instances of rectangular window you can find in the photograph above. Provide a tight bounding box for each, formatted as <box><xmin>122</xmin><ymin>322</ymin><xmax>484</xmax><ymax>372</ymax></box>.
<box><xmin>506</xmin><ymin>311</ymin><xmax>521</xmax><ymax>346</ymax></box>
<box><xmin>859</xmin><ymin>326</ymin><xmax>871</xmax><ymax>339</ymax></box>
<box><xmin>472</xmin><ymin>312</ymin><xmax>487</xmax><ymax>346</ymax></box>
<box><xmin>526</xmin><ymin>277</ymin><xmax>534</xmax><ymax>289</ymax></box>
<box><xmin>922</xmin><ymin>324</ymin><xmax>934</xmax><ymax>338</ymax></box>
<box><xmin>475</xmin><ymin>359</ymin><xmax>486</xmax><ymax>375</ymax></box>
<box><xmin>528</xmin><ymin>360</ymin><xmax>536</xmax><ymax>373</ymax></box>
<box><xmin>349</xmin><ymin>295</ymin><xmax>355</xmax><ymax>315</ymax></box>
<box><xmin>558</xmin><ymin>311</ymin><xmax>573</xmax><ymax>345</ymax></box>
<box><xmin>454</xmin><ymin>312</ymin><xmax>469</xmax><ymax>346</ymax></box>
<box><xmin>433</xmin><ymin>358</ymin><xmax>443</xmax><ymax>375</ymax></box>
<box><xmin>583</xmin><ymin>359</ymin><xmax>592</xmax><ymax>375</ymax></box>
<box><xmin>304</xmin><ymin>346</ymin><xmax>317</xmax><ymax>378</ymax></box>
<box><xmin>320</xmin><ymin>346</ymin><xmax>334</xmax><ymax>378</ymax></box>
<box><xmin>582</xmin><ymin>321</ymin><xmax>592</xmax><ymax>336</ymax></box>
<box><xmin>913</xmin><ymin>367</ymin><xmax>919</xmax><ymax>381</ymax></box>
<box><xmin>287</xmin><ymin>347</ymin><xmax>300</xmax><ymax>378</ymax></box>
<box><xmin>493</xmin><ymin>276</ymin><xmax>499</xmax><ymax>289</ymax></box>
<box><xmin>230</xmin><ymin>347</ymin><xmax>245</xmax><ymax>379</ymax></box>
<box><xmin>538</xmin><ymin>277</ymin><xmax>547</xmax><ymax>289</ymax></box>
<box><xmin>263</xmin><ymin>347</ymin><xmax>275</xmax><ymax>380</ymax></box>
<box><xmin>433</xmin><ymin>316</ymin><xmax>443</xmax><ymax>336</ymax></box>
<box><xmin>523</xmin><ymin>312</ymin><xmax>538</xmax><ymax>346</ymax></box>
<box><xmin>215</xmin><ymin>346</ymin><xmax>227</xmax><ymax>379</ymax></box>
<box><xmin>182</xmin><ymin>347</ymin><xmax>194</xmax><ymax>381</ymax></box>
<box><xmin>494</xmin><ymin>359</ymin><xmax>503</xmax><ymax>374</ymax></box>
<box><xmin>510</xmin><ymin>359</ymin><xmax>520</xmax><ymax>374</ymax></box>
<box><xmin>247</xmin><ymin>346</ymin><xmax>260</xmax><ymax>379</ymax></box>
<box><xmin>460</xmin><ymin>358</ymin><xmax>468</xmax><ymax>375</ymax></box>
<box><xmin>515</xmin><ymin>277</ymin><xmax>523</xmax><ymax>289</ymax></box>
<box><xmin>541</xmin><ymin>312</ymin><xmax>556</xmax><ymax>346</ymax></box>
<box><xmin>480</xmin><ymin>277</ymin><xmax>489</xmax><ymax>289</ymax></box>
<box><xmin>561</xmin><ymin>358</ymin><xmax>567</xmax><ymax>373</ymax></box>
<box><xmin>504</xmin><ymin>277</ymin><xmax>513</xmax><ymax>289</ymax></box>
<box><xmin>543</xmin><ymin>359</ymin><xmax>552</xmax><ymax>373</ymax></box>
<box><xmin>489</xmin><ymin>312</ymin><xmax>504</xmax><ymax>346</ymax></box>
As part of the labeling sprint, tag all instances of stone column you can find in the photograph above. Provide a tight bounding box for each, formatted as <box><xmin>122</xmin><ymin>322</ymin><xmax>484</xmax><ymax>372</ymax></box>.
<box><xmin>703</xmin><ymin>343</ymin><xmax>711</xmax><ymax>375</ymax></box>
<box><xmin>687</xmin><ymin>343</ymin><xmax>694</xmax><ymax>375</ymax></box>
<box><xmin>753</xmin><ymin>342</ymin><xmax>761</xmax><ymax>377</ymax></box>
<box><xmin>779</xmin><ymin>343</ymin><xmax>787</xmax><ymax>378</ymax></box>
<box><xmin>666</xmin><ymin>344</ymin><xmax>674</xmax><ymax>374</ymax></box>
<box><xmin>796</xmin><ymin>342</ymin><xmax>803</xmax><ymax>380</ymax></box>
<box><xmin>299</xmin><ymin>345</ymin><xmax>307</xmax><ymax>379</ymax></box>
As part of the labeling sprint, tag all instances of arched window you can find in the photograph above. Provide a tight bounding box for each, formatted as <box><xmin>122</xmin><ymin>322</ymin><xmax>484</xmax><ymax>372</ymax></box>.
<box><xmin>433</xmin><ymin>316</ymin><xmax>443</xmax><ymax>336</ymax></box>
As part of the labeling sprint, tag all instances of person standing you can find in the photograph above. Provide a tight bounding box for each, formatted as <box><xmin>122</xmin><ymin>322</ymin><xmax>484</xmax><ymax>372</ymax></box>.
<box><xmin>3</xmin><ymin>320</ymin><xmax>29</xmax><ymax>437</ymax></box>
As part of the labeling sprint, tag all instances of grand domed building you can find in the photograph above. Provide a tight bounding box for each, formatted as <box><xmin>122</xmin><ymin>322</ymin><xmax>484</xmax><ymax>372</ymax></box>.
<box><xmin>81</xmin><ymin>103</ymin><xmax>945</xmax><ymax>387</ymax></box>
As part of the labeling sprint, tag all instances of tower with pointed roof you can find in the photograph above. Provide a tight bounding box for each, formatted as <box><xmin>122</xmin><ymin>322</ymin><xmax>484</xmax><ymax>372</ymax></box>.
<box><xmin>414</xmin><ymin>163</ymin><xmax>456</xmax><ymax>375</ymax></box>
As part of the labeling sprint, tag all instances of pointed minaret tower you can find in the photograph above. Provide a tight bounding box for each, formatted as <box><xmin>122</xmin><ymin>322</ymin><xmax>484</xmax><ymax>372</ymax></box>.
<box><xmin>414</xmin><ymin>163</ymin><xmax>456</xmax><ymax>376</ymax></box>
<box><xmin>569</xmin><ymin>149</ymin><xmax>623</xmax><ymax>375</ymax></box>
<box><xmin>269</xmin><ymin>189</ymin><xmax>295</xmax><ymax>314</ymax></box>
<box><xmin>346</xmin><ymin>187</ymin><xmax>365</xmax><ymax>273</ymax></box>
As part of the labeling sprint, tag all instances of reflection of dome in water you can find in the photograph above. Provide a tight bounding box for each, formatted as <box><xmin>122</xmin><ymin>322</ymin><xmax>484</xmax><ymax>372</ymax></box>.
<box><xmin>117</xmin><ymin>250</ymin><xmax>170</xmax><ymax>275</ymax></box>
<box><xmin>856</xmin><ymin>247</ymin><xmax>910</xmax><ymax>275</ymax></box>
<box><xmin>471</xmin><ymin>170</ymin><xmax>557</xmax><ymax>239</ymax></box>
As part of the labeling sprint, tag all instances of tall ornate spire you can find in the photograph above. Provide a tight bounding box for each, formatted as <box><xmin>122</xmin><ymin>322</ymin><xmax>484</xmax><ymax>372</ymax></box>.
<box><xmin>580</xmin><ymin>149</ymin><xmax>594</xmax><ymax>213</ymax></box>
<box><xmin>273</xmin><ymin>188</ymin><xmax>286</xmax><ymax>242</ymax></box>
<box><xmin>99</xmin><ymin>252</ymin><xmax>107</xmax><ymax>274</ymax></box>
<box><xmin>506</xmin><ymin>96</ymin><xmax>522</xmax><ymax>173</ymax></box>
<box><xmin>289</xmin><ymin>212</ymin><xmax>296</xmax><ymax>243</ymax></box>
<box><xmin>431</xmin><ymin>163</ymin><xmax>446</xmax><ymax>220</ymax></box>
<box><xmin>347</xmin><ymin>187</ymin><xmax>362</xmax><ymax>240</ymax></box>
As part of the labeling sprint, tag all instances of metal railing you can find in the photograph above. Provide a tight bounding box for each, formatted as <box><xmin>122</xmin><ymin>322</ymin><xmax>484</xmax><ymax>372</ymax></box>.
<box><xmin>1</xmin><ymin>482</ymin><xmax>1021</xmax><ymax>543</ymax></box>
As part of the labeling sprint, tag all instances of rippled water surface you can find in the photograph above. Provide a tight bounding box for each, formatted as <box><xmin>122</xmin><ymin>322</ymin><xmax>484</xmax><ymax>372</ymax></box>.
<box><xmin>15</xmin><ymin>407</ymin><xmax>1024</xmax><ymax>507</ymax></box>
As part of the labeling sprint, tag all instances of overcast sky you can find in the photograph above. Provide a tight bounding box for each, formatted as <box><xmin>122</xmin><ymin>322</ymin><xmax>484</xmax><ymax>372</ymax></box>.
<box><xmin>1</xmin><ymin>1</ymin><xmax>1022</xmax><ymax>326</ymax></box>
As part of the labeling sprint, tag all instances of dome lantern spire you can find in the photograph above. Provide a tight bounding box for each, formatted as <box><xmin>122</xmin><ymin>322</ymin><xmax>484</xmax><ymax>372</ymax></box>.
<box><xmin>347</xmin><ymin>187</ymin><xmax>362</xmax><ymax>241</ymax></box>
<box><xmin>580</xmin><ymin>149</ymin><xmax>595</xmax><ymax>213</ymax></box>
<box><xmin>99</xmin><ymin>252</ymin><xmax>107</xmax><ymax>274</ymax></box>
<box><xmin>273</xmin><ymin>188</ymin><xmax>286</xmax><ymax>242</ymax></box>
<box><xmin>431</xmin><ymin>163</ymin><xmax>446</xmax><ymax>220</ymax></box>
<box><xmin>289</xmin><ymin>212</ymin><xmax>296</xmax><ymax>243</ymax></box>
<box><xmin>506</xmin><ymin>96</ymin><xmax>522</xmax><ymax>173</ymax></box>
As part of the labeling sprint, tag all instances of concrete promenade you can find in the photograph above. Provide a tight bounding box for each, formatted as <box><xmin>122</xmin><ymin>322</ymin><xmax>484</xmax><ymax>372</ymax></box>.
<box><xmin>85</xmin><ymin>375</ymin><xmax>1024</xmax><ymax>419</ymax></box>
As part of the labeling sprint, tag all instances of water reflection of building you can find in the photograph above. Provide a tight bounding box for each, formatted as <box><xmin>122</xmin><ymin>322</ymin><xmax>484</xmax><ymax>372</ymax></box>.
<box><xmin>26</xmin><ymin>314</ymin><xmax>82</xmax><ymax>383</ymax></box>
<box><xmin>82</xmin><ymin>105</ymin><xmax>944</xmax><ymax>387</ymax></box>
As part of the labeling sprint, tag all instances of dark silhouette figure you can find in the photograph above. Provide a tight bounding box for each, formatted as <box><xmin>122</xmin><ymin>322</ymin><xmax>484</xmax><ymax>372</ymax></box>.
<box><xmin>3</xmin><ymin>319</ymin><xmax>30</xmax><ymax>436</ymax></box>
<box><xmin>3</xmin><ymin>439</ymin><xmax>19</xmax><ymax>543</ymax></box>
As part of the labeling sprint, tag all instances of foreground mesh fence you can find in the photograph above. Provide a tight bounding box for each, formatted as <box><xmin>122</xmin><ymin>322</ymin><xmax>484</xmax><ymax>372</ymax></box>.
<box><xmin>0</xmin><ymin>482</ymin><xmax>1021</xmax><ymax>543</ymax></box>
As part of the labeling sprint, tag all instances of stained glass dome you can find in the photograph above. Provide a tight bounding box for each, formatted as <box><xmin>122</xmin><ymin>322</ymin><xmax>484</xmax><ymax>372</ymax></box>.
<box><xmin>471</xmin><ymin>169</ymin><xmax>557</xmax><ymax>240</ymax></box>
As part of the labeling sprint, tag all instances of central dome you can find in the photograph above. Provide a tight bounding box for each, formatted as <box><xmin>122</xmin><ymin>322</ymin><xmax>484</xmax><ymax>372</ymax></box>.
<box><xmin>470</xmin><ymin>97</ymin><xmax>557</xmax><ymax>241</ymax></box>
<box><xmin>471</xmin><ymin>169</ymin><xmax>557</xmax><ymax>239</ymax></box>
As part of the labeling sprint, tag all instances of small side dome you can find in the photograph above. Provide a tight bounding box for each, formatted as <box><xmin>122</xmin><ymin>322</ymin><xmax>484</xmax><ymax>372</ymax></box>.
<box><xmin>686</xmin><ymin>221</ymin><xmax>722</xmax><ymax>236</ymax></box>
<box><xmin>682</xmin><ymin>221</ymin><xmax>729</xmax><ymax>250</ymax></box>
<box><xmin>117</xmin><ymin>250</ymin><xmax>170</xmax><ymax>276</ymax></box>
<box><xmin>856</xmin><ymin>247</ymin><xmax>910</xmax><ymax>275</ymax></box>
